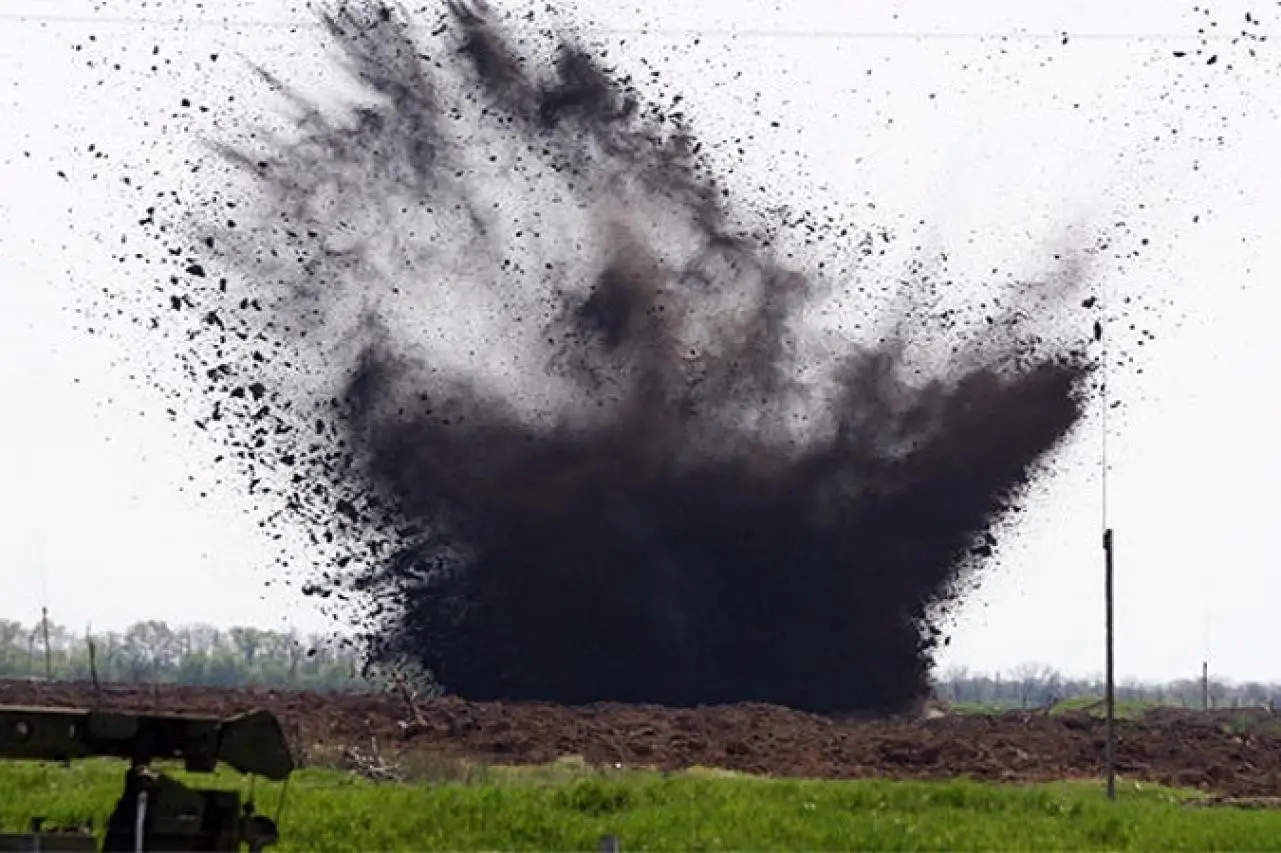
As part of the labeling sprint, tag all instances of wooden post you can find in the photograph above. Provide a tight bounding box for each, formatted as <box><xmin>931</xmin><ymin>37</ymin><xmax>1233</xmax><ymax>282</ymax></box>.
<box><xmin>1104</xmin><ymin>528</ymin><xmax>1116</xmax><ymax>802</ymax></box>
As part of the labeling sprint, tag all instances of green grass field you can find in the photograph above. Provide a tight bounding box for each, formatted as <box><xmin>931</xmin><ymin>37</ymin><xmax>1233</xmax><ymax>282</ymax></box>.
<box><xmin>3</xmin><ymin>758</ymin><xmax>1281</xmax><ymax>851</ymax></box>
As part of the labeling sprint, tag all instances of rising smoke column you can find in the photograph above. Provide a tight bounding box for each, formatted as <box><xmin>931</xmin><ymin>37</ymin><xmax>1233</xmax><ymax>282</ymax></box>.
<box><xmin>176</xmin><ymin>1</ymin><xmax>1094</xmax><ymax>714</ymax></box>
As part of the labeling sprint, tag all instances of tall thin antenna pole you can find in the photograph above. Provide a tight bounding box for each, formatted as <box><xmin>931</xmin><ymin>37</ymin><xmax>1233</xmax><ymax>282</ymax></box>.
<box><xmin>37</xmin><ymin>532</ymin><xmax>52</xmax><ymax>680</ymax></box>
<box><xmin>1202</xmin><ymin>541</ymin><xmax>1211</xmax><ymax>712</ymax></box>
<box><xmin>1202</xmin><ymin>661</ymin><xmax>1210</xmax><ymax>711</ymax></box>
<box><xmin>88</xmin><ymin>627</ymin><xmax>102</xmax><ymax>706</ymax></box>
<box><xmin>1104</xmin><ymin>528</ymin><xmax>1116</xmax><ymax>802</ymax></box>
<box><xmin>1099</xmin><ymin>276</ymin><xmax>1116</xmax><ymax>802</ymax></box>
<box><xmin>40</xmin><ymin>607</ymin><xmax>52</xmax><ymax>681</ymax></box>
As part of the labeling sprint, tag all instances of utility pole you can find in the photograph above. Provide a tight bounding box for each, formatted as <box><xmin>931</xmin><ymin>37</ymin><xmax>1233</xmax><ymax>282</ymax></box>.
<box><xmin>1097</xmin><ymin>265</ymin><xmax>1116</xmax><ymax>803</ymax></box>
<box><xmin>1202</xmin><ymin>661</ymin><xmax>1210</xmax><ymax>710</ymax></box>
<box><xmin>38</xmin><ymin>534</ymin><xmax>53</xmax><ymax>681</ymax></box>
<box><xmin>41</xmin><ymin>606</ymin><xmax>52</xmax><ymax>681</ymax></box>
<box><xmin>1104</xmin><ymin>528</ymin><xmax>1116</xmax><ymax>802</ymax></box>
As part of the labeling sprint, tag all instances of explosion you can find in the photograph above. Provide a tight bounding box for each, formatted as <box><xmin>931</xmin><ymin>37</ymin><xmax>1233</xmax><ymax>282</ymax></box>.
<box><xmin>168</xmin><ymin>2</ymin><xmax>1094</xmax><ymax>714</ymax></box>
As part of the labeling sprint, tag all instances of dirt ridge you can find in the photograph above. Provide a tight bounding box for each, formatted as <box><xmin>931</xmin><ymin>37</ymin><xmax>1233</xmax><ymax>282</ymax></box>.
<box><xmin>2</xmin><ymin>680</ymin><xmax>1277</xmax><ymax>797</ymax></box>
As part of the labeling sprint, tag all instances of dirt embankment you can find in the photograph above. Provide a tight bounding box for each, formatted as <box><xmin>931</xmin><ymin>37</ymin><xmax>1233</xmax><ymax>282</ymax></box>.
<box><xmin>2</xmin><ymin>679</ymin><xmax>1279</xmax><ymax>797</ymax></box>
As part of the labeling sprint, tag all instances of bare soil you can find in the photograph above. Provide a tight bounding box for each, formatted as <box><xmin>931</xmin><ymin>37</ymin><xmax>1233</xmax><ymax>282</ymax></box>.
<box><xmin>3</xmin><ymin>679</ymin><xmax>1279</xmax><ymax>797</ymax></box>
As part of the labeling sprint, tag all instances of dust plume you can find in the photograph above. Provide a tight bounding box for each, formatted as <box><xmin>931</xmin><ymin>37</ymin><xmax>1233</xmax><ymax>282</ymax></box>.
<box><xmin>173</xmin><ymin>2</ymin><xmax>1094</xmax><ymax>714</ymax></box>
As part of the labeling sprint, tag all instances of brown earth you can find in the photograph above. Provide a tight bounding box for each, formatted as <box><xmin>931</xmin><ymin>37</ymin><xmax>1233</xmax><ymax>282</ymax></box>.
<box><xmin>3</xmin><ymin>679</ymin><xmax>1280</xmax><ymax>797</ymax></box>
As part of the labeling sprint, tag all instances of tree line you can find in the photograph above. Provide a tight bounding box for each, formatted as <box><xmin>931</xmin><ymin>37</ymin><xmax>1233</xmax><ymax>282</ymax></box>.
<box><xmin>1</xmin><ymin>617</ymin><xmax>1277</xmax><ymax>708</ymax></box>
<box><xmin>0</xmin><ymin>617</ymin><xmax>374</xmax><ymax>691</ymax></box>
<box><xmin>935</xmin><ymin>663</ymin><xmax>1281</xmax><ymax>711</ymax></box>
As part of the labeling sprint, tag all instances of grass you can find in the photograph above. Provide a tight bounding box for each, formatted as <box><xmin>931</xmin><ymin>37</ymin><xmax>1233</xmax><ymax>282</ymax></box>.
<box><xmin>4</xmin><ymin>758</ymin><xmax>1281</xmax><ymax>851</ymax></box>
<box><xmin>947</xmin><ymin>700</ymin><xmax>1025</xmax><ymax>714</ymax></box>
<box><xmin>1048</xmin><ymin>696</ymin><xmax>1161</xmax><ymax>719</ymax></box>
<box><xmin>948</xmin><ymin>696</ymin><xmax>1210</xmax><ymax>720</ymax></box>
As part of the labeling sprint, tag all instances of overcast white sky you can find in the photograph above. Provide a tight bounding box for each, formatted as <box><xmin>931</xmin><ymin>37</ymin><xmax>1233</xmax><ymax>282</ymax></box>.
<box><xmin>1</xmin><ymin>0</ymin><xmax>1278</xmax><ymax>684</ymax></box>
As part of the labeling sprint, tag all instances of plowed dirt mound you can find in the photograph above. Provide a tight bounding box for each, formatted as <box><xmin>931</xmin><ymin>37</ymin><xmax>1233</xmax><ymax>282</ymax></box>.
<box><xmin>3</xmin><ymin>680</ymin><xmax>1279</xmax><ymax>797</ymax></box>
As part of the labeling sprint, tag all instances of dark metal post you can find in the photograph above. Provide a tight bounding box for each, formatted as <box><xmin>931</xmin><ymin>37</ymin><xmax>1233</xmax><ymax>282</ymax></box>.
<box><xmin>88</xmin><ymin>634</ymin><xmax>102</xmax><ymax>704</ymax></box>
<box><xmin>1202</xmin><ymin>661</ymin><xmax>1210</xmax><ymax>710</ymax></box>
<box><xmin>1104</xmin><ymin>528</ymin><xmax>1115</xmax><ymax>802</ymax></box>
<box><xmin>41</xmin><ymin>607</ymin><xmax>53</xmax><ymax>681</ymax></box>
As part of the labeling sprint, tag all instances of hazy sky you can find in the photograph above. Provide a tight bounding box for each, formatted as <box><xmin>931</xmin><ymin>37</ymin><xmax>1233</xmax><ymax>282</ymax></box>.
<box><xmin>1</xmin><ymin>0</ymin><xmax>1278</xmax><ymax>683</ymax></box>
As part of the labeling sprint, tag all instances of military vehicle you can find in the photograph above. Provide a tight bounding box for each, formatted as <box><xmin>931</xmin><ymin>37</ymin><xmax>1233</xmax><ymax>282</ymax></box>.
<box><xmin>0</xmin><ymin>704</ymin><xmax>294</xmax><ymax>852</ymax></box>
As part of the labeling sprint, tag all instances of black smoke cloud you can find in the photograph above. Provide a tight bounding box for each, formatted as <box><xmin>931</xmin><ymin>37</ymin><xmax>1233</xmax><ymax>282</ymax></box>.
<box><xmin>172</xmin><ymin>2</ymin><xmax>1094</xmax><ymax>714</ymax></box>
